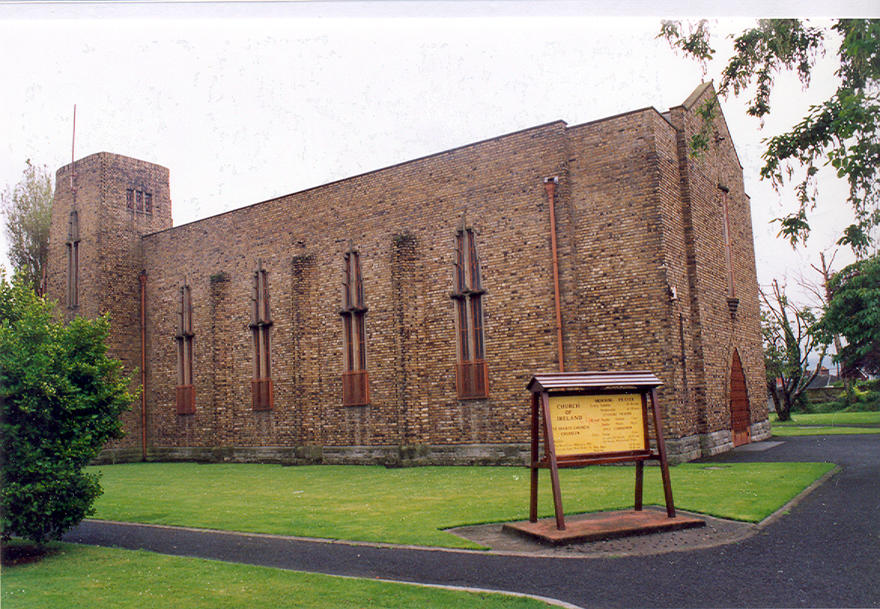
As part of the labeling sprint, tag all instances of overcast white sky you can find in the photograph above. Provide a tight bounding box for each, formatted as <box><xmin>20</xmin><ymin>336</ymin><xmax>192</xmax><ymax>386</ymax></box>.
<box><xmin>2</xmin><ymin>1</ymin><xmax>877</xmax><ymax>306</ymax></box>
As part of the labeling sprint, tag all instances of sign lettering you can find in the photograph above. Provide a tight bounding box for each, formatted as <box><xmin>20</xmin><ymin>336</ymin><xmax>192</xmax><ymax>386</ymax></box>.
<box><xmin>548</xmin><ymin>393</ymin><xmax>645</xmax><ymax>456</ymax></box>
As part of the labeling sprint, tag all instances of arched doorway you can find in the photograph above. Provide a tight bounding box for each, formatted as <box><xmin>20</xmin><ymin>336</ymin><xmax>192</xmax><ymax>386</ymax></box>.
<box><xmin>730</xmin><ymin>349</ymin><xmax>751</xmax><ymax>446</ymax></box>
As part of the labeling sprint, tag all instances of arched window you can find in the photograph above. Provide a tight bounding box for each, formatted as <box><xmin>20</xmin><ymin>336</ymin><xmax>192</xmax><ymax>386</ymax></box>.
<box><xmin>730</xmin><ymin>349</ymin><xmax>751</xmax><ymax>446</ymax></box>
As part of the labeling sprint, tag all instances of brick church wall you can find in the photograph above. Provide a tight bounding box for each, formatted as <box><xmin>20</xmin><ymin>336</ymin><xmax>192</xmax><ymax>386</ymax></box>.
<box><xmin>48</xmin><ymin>84</ymin><xmax>768</xmax><ymax>465</ymax></box>
<box><xmin>666</xmin><ymin>84</ymin><xmax>769</xmax><ymax>451</ymax></box>
<box><xmin>139</xmin><ymin>122</ymin><xmax>570</xmax><ymax>457</ymax></box>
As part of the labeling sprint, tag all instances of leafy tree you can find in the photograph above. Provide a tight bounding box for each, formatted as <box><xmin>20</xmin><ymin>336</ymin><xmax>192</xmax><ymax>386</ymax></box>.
<box><xmin>0</xmin><ymin>160</ymin><xmax>53</xmax><ymax>294</ymax></box>
<box><xmin>760</xmin><ymin>279</ymin><xmax>829</xmax><ymax>421</ymax></box>
<box><xmin>821</xmin><ymin>254</ymin><xmax>880</xmax><ymax>376</ymax></box>
<box><xmin>0</xmin><ymin>273</ymin><xmax>134</xmax><ymax>544</ymax></box>
<box><xmin>659</xmin><ymin>19</ymin><xmax>880</xmax><ymax>255</ymax></box>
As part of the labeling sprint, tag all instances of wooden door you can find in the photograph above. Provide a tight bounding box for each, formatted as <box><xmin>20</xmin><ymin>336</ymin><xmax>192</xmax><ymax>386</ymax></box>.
<box><xmin>730</xmin><ymin>349</ymin><xmax>751</xmax><ymax>446</ymax></box>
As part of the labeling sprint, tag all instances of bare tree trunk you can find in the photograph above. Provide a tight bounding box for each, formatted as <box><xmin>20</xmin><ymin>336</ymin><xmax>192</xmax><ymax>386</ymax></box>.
<box><xmin>778</xmin><ymin>391</ymin><xmax>794</xmax><ymax>422</ymax></box>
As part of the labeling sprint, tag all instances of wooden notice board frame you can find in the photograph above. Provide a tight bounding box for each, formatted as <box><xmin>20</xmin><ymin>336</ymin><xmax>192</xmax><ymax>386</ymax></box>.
<box><xmin>526</xmin><ymin>371</ymin><xmax>675</xmax><ymax>531</ymax></box>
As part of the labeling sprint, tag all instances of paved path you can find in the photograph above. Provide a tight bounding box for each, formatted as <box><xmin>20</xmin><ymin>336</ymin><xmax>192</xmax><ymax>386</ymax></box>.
<box><xmin>65</xmin><ymin>435</ymin><xmax>880</xmax><ymax>608</ymax></box>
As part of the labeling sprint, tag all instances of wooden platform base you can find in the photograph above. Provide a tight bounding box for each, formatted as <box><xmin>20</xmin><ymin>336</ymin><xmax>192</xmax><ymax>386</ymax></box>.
<box><xmin>502</xmin><ymin>508</ymin><xmax>706</xmax><ymax>545</ymax></box>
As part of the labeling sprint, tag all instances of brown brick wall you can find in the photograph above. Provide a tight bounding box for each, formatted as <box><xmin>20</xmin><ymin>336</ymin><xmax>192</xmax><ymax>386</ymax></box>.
<box><xmin>666</xmin><ymin>84</ymin><xmax>768</xmax><ymax>446</ymax></box>
<box><xmin>48</xmin><ymin>84</ymin><xmax>769</xmax><ymax>464</ymax></box>
<box><xmin>139</xmin><ymin>123</ymin><xmax>569</xmax><ymax>450</ymax></box>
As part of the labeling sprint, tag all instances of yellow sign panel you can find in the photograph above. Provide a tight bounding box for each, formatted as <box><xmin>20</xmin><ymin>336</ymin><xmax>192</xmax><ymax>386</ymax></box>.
<box><xmin>548</xmin><ymin>393</ymin><xmax>645</xmax><ymax>456</ymax></box>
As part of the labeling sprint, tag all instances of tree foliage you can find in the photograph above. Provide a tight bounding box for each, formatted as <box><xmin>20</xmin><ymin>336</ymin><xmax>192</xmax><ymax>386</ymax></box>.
<box><xmin>0</xmin><ymin>273</ymin><xmax>134</xmax><ymax>544</ymax></box>
<box><xmin>821</xmin><ymin>254</ymin><xmax>880</xmax><ymax>376</ymax></box>
<box><xmin>0</xmin><ymin>160</ymin><xmax>53</xmax><ymax>293</ymax></box>
<box><xmin>659</xmin><ymin>18</ymin><xmax>880</xmax><ymax>255</ymax></box>
<box><xmin>760</xmin><ymin>279</ymin><xmax>829</xmax><ymax>421</ymax></box>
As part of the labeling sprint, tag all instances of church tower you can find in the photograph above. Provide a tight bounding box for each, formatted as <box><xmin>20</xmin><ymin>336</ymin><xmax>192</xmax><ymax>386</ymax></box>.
<box><xmin>47</xmin><ymin>152</ymin><xmax>172</xmax><ymax>453</ymax></box>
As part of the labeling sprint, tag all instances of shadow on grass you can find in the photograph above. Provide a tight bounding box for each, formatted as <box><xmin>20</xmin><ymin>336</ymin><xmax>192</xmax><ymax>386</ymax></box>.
<box><xmin>1</xmin><ymin>541</ymin><xmax>58</xmax><ymax>567</ymax></box>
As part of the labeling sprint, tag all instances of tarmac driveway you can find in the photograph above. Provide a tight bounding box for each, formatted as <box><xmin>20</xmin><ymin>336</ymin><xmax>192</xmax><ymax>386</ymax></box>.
<box><xmin>65</xmin><ymin>435</ymin><xmax>880</xmax><ymax>608</ymax></box>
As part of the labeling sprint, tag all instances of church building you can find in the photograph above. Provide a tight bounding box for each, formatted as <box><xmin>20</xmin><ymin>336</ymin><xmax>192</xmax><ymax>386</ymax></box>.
<box><xmin>47</xmin><ymin>83</ymin><xmax>770</xmax><ymax>465</ymax></box>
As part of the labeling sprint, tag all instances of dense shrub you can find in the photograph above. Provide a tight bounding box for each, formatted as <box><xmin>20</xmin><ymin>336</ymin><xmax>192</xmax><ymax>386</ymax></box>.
<box><xmin>0</xmin><ymin>274</ymin><xmax>134</xmax><ymax>544</ymax></box>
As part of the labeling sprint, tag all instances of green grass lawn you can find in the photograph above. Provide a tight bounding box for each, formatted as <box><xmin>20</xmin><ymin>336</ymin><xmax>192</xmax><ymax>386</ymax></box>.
<box><xmin>89</xmin><ymin>462</ymin><xmax>834</xmax><ymax>549</ymax></box>
<box><xmin>1</xmin><ymin>541</ymin><xmax>551</xmax><ymax>609</ymax></box>
<box><xmin>771</xmin><ymin>411</ymin><xmax>880</xmax><ymax>427</ymax></box>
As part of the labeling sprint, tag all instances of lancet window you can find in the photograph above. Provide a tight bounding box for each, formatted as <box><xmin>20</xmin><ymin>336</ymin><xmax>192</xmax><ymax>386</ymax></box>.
<box><xmin>452</xmin><ymin>228</ymin><xmax>488</xmax><ymax>399</ymax></box>
<box><xmin>341</xmin><ymin>249</ymin><xmax>370</xmax><ymax>406</ymax></box>
<box><xmin>66</xmin><ymin>210</ymin><xmax>80</xmax><ymax>309</ymax></box>
<box><xmin>720</xmin><ymin>188</ymin><xmax>737</xmax><ymax>300</ymax></box>
<box><xmin>175</xmin><ymin>282</ymin><xmax>196</xmax><ymax>415</ymax></box>
<box><xmin>250</xmin><ymin>262</ymin><xmax>273</xmax><ymax>410</ymax></box>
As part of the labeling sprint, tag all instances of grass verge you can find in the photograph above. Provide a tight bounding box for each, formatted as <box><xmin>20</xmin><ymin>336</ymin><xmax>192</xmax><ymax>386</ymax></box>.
<box><xmin>1</xmin><ymin>541</ymin><xmax>552</xmax><ymax>609</ymax></box>
<box><xmin>771</xmin><ymin>411</ymin><xmax>880</xmax><ymax>427</ymax></box>
<box><xmin>88</xmin><ymin>462</ymin><xmax>834</xmax><ymax>549</ymax></box>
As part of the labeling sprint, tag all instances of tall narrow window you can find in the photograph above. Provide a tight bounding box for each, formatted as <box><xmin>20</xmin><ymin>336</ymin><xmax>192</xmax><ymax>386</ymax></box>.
<box><xmin>719</xmin><ymin>186</ymin><xmax>736</xmax><ymax>299</ymax></box>
<box><xmin>452</xmin><ymin>228</ymin><xmax>488</xmax><ymax>399</ymax></box>
<box><xmin>340</xmin><ymin>249</ymin><xmax>370</xmax><ymax>406</ymax></box>
<box><xmin>175</xmin><ymin>282</ymin><xmax>196</xmax><ymax>415</ymax></box>
<box><xmin>66</xmin><ymin>210</ymin><xmax>80</xmax><ymax>309</ymax></box>
<box><xmin>250</xmin><ymin>262</ymin><xmax>273</xmax><ymax>410</ymax></box>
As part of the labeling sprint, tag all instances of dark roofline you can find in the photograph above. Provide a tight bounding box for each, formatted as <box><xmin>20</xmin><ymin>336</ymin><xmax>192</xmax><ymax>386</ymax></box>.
<box><xmin>143</xmin><ymin>83</ymin><xmax>738</xmax><ymax>239</ymax></box>
<box><xmin>144</xmin><ymin>119</ymin><xmax>568</xmax><ymax>237</ymax></box>
<box><xmin>56</xmin><ymin>151</ymin><xmax>170</xmax><ymax>176</ymax></box>
<box><xmin>566</xmin><ymin>105</ymin><xmax>676</xmax><ymax>132</ymax></box>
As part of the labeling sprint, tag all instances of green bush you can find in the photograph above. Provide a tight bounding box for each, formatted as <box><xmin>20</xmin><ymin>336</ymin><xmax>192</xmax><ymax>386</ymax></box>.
<box><xmin>843</xmin><ymin>381</ymin><xmax>880</xmax><ymax>412</ymax></box>
<box><xmin>0</xmin><ymin>274</ymin><xmax>134</xmax><ymax>544</ymax></box>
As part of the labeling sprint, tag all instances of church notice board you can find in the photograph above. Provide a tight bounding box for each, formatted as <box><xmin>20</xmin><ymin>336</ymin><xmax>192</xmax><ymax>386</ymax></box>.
<box><xmin>525</xmin><ymin>371</ymin><xmax>676</xmax><ymax>531</ymax></box>
<box><xmin>548</xmin><ymin>393</ymin><xmax>646</xmax><ymax>456</ymax></box>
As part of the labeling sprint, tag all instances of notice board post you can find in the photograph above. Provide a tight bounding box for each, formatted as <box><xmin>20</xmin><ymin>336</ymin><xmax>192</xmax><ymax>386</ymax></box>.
<box><xmin>526</xmin><ymin>371</ymin><xmax>675</xmax><ymax>531</ymax></box>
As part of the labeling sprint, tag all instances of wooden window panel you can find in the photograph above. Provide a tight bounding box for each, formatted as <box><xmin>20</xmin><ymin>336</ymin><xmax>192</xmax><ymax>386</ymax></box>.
<box><xmin>126</xmin><ymin>189</ymin><xmax>134</xmax><ymax>210</ymax></box>
<box><xmin>136</xmin><ymin>190</ymin><xmax>144</xmax><ymax>211</ymax></box>
<box><xmin>343</xmin><ymin>314</ymin><xmax>355</xmax><ymax>371</ymax></box>
<box><xmin>176</xmin><ymin>385</ymin><xmax>196</xmax><ymax>416</ymax></box>
<box><xmin>343</xmin><ymin>254</ymin><xmax>352</xmax><ymax>310</ymax></box>
<box><xmin>456</xmin><ymin>360</ymin><xmax>488</xmax><ymax>400</ymax></box>
<box><xmin>341</xmin><ymin>249</ymin><xmax>369</xmax><ymax>405</ymax></box>
<box><xmin>457</xmin><ymin>299</ymin><xmax>470</xmax><ymax>361</ymax></box>
<box><xmin>470</xmin><ymin>295</ymin><xmax>484</xmax><ymax>360</ymax></box>
<box><xmin>342</xmin><ymin>370</ymin><xmax>370</xmax><ymax>407</ymax></box>
<box><xmin>454</xmin><ymin>233</ymin><xmax>466</xmax><ymax>292</ymax></box>
<box><xmin>353</xmin><ymin>252</ymin><xmax>364</xmax><ymax>308</ymax></box>
<box><xmin>250</xmin><ymin>265</ymin><xmax>273</xmax><ymax>410</ymax></box>
<box><xmin>356</xmin><ymin>312</ymin><xmax>367</xmax><ymax>371</ymax></box>
<box><xmin>144</xmin><ymin>192</ymin><xmax>152</xmax><ymax>214</ymax></box>
<box><xmin>175</xmin><ymin>284</ymin><xmax>195</xmax><ymax>415</ymax></box>
<box><xmin>467</xmin><ymin>230</ymin><xmax>481</xmax><ymax>290</ymax></box>
<box><xmin>453</xmin><ymin>228</ymin><xmax>489</xmax><ymax>399</ymax></box>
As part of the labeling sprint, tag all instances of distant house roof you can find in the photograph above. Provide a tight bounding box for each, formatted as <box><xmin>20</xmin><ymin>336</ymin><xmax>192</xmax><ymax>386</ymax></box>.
<box><xmin>807</xmin><ymin>367</ymin><xmax>838</xmax><ymax>390</ymax></box>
